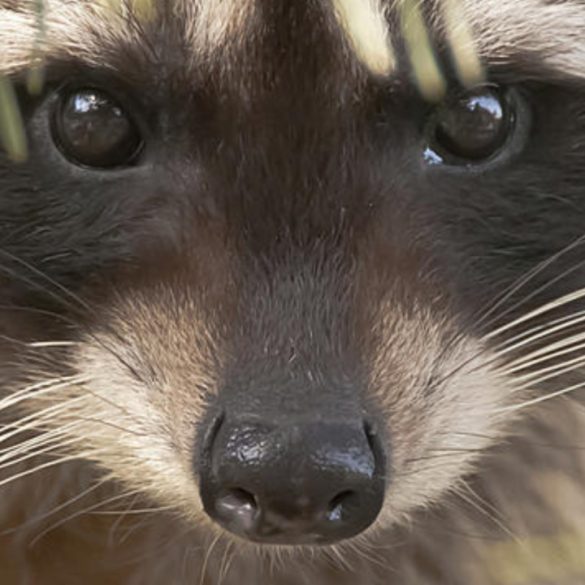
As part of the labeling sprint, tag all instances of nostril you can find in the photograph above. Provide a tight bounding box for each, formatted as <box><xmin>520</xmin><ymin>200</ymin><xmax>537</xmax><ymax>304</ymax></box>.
<box><xmin>215</xmin><ymin>488</ymin><xmax>258</xmax><ymax>532</ymax></box>
<box><xmin>327</xmin><ymin>490</ymin><xmax>359</xmax><ymax>522</ymax></box>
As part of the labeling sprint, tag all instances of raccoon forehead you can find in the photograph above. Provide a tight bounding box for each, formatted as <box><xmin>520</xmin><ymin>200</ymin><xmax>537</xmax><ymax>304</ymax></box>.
<box><xmin>461</xmin><ymin>0</ymin><xmax>585</xmax><ymax>81</ymax></box>
<box><xmin>0</xmin><ymin>0</ymin><xmax>585</xmax><ymax>82</ymax></box>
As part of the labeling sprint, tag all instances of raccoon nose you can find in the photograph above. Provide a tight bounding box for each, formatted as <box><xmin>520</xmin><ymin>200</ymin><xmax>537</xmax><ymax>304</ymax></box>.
<box><xmin>198</xmin><ymin>417</ymin><xmax>385</xmax><ymax>545</ymax></box>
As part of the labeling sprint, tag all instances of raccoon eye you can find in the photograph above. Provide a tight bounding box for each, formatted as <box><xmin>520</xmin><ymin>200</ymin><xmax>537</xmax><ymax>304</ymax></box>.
<box><xmin>52</xmin><ymin>88</ymin><xmax>142</xmax><ymax>169</ymax></box>
<box><xmin>425</xmin><ymin>86</ymin><xmax>514</xmax><ymax>165</ymax></box>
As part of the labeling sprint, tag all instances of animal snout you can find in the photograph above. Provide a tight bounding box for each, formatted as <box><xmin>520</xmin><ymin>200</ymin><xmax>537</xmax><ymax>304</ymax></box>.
<box><xmin>199</xmin><ymin>416</ymin><xmax>385</xmax><ymax>545</ymax></box>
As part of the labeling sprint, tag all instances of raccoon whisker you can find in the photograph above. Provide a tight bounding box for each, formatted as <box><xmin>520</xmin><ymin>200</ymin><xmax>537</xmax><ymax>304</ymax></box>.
<box><xmin>0</xmin><ymin>396</ymin><xmax>90</xmax><ymax>441</ymax></box>
<box><xmin>0</xmin><ymin>401</ymin><xmax>92</xmax><ymax>438</ymax></box>
<box><xmin>442</xmin><ymin>288</ymin><xmax>585</xmax><ymax>389</ymax></box>
<box><xmin>452</xmin><ymin>489</ymin><xmax>517</xmax><ymax>541</ymax></box>
<box><xmin>119</xmin><ymin>521</ymin><xmax>192</xmax><ymax>568</ymax></box>
<box><xmin>222</xmin><ymin>541</ymin><xmax>241</xmax><ymax>585</ymax></box>
<box><xmin>503</xmin><ymin>343</ymin><xmax>585</xmax><ymax>378</ymax></box>
<box><xmin>493</xmin><ymin>312</ymin><xmax>585</xmax><ymax>363</ymax></box>
<box><xmin>0</xmin><ymin>477</ymin><xmax>111</xmax><ymax>536</ymax></box>
<box><xmin>0</xmin><ymin>396</ymin><xmax>144</xmax><ymax>442</ymax></box>
<box><xmin>458</xmin><ymin>480</ymin><xmax>517</xmax><ymax>539</ymax></box>
<box><xmin>501</xmin><ymin>307</ymin><xmax>585</xmax><ymax>349</ymax></box>
<box><xmin>180</xmin><ymin>541</ymin><xmax>198</xmax><ymax>581</ymax></box>
<box><xmin>325</xmin><ymin>541</ymin><xmax>355</xmax><ymax>572</ymax></box>
<box><xmin>405</xmin><ymin>451</ymin><xmax>490</xmax><ymax>472</ymax></box>
<box><xmin>73</xmin><ymin>380</ymin><xmax>144</xmax><ymax>419</ymax></box>
<box><xmin>85</xmin><ymin>328</ymin><xmax>149</xmax><ymax>387</ymax></box>
<box><xmin>406</xmin><ymin>450</ymin><xmax>486</xmax><ymax>463</ymax></box>
<box><xmin>435</xmin><ymin>290</ymin><xmax>585</xmax><ymax>391</ymax></box>
<box><xmin>398</xmin><ymin>457</ymin><xmax>482</xmax><ymax>478</ymax></box>
<box><xmin>115</xmin><ymin>495</ymin><xmax>180</xmax><ymax>550</ymax></box>
<box><xmin>0</xmin><ymin>432</ymin><xmax>89</xmax><ymax>471</ymax></box>
<box><xmin>0</xmin><ymin>424</ymin><xmax>73</xmax><ymax>457</ymax></box>
<box><xmin>216</xmin><ymin>538</ymin><xmax>234</xmax><ymax>585</ymax></box>
<box><xmin>3</xmin><ymin>384</ymin><xmax>87</xmax><ymax>428</ymax></box>
<box><xmin>509</xmin><ymin>353</ymin><xmax>585</xmax><ymax>386</ymax></box>
<box><xmin>0</xmin><ymin>303</ymin><xmax>79</xmax><ymax>328</ymax></box>
<box><xmin>0</xmin><ymin>248</ymin><xmax>92</xmax><ymax>314</ymax></box>
<box><xmin>90</xmin><ymin>504</ymin><xmax>175</xmax><ymax>516</ymax></box>
<box><xmin>455</xmin><ymin>432</ymin><xmax>585</xmax><ymax>450</ymax></box>
<box><xmin>436</xmin><ymin>335</ymin><xmax>585</xmax><ymax>407</ymax></box>
<box><xmin>0</xmin><ymin>449</ymin><xmax>105</xmax><ymax>491</ymax></box>
<box><xmin>0</xmin><ymin>374</ymin><xmax>84</xmax><ymax>403</ymax></box>
<box><xmin>0</xmin><ymin>357</ymin><xmax>71</xmax><ymax>381</ymax></box>
<box><xmin>0</xmin><ymin>263</ymin><xmax>88</xmax><ymax>319</ymax></box>
<box><xmin>0</xmin><ymin>263</ymin><xmax>146</xmax><ymax>387</ymax></box>
<box><xmin>473</xmin><ymin>234</ymin><xmax>585</xmax><ymax>332</ymax></box>
<box><xmin>222</xmin><ymin>546</ymin><xmax>239</xmax><ymax>585</ymax></box>
<box><xmin>10</xmin><ymin>376</ymin><xmax>137</xmax><ymax>431</ymax></box>
<box><xmin>28</xmin><ymin>486</ymin><xmax>145</xmax><ymax>548</ymax></box>
<box><xmin>407</xmin><ymin>515</ymin><xmax>500</xmax><ymax>542</ymax></box>
<box><xmin>121</xmin><ymin>501</ymin><xmax>169</xmax><ymax>550</ymax></box>
<box><xmin>486</xmin><ymin>285</ymin><xmax>585</xmax><ymax>341</ymax></box>
<box><xmin>342</xmin><ymin>538</ymin><xmax>387</xmax><ymax>571</ymax></box>
<box><xmin>68</xmin><ymin>415</ymin><xmax>149</xmax><ymax>437</ymax></box>
<box><xmin>0</xmin><ymin>375</ymin><xmax>88</xmax><ymax>413</ymax></box>
<box><xmin>450</xmin><ymin>431</ymin><xmax>503</xmax><ymax>440</ymax></box>
<box><xmin>495</xmin><ymin>379</ymin><xmax>585</xmax><ymax>414</ymax></box>
<box><xmin>427</xmin><ymin>445</ymin><xmax>490</xmax><ymax>454</ymax></box>
<box><xmin>103</xmin><ymin>491</ymin><xmax>142</xmax><ymax>547</ymax></box>
<box><xmin>199</xmin><ymin>531</ymin><xmax>224</xmax><ymax>585</ymax></box>
<box><xmin>0</xmin><ymin>421</ymin><xmax>84</xmax><ymax>462</ymax></box>
<box><xmin>0</xmin><ymin>334</ymin><xmax>72</xmax><ymax>356</ymax></box>
<box><xmin>27</xmin><ymin>340</ymin><xmax>78</xmax><ymax>348</ymax></box>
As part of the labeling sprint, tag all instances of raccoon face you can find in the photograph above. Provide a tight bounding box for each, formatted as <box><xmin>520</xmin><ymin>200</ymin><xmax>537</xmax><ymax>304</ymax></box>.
<box><xmin>1</xmin><ymin>0</ymin><xmax>585</xmax><ymax>550</ymax></box>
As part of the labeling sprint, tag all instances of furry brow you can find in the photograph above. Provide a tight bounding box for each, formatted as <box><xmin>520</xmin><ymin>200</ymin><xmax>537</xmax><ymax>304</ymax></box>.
<box><xmin>0</xmin><ymin>0</ymin><xmax>585</xmax><ymax>81</ymax></box>
<box><xmin>460</xmin><ymin>0</ymin><xmax>585</xmax><ymax>82</ymax></box>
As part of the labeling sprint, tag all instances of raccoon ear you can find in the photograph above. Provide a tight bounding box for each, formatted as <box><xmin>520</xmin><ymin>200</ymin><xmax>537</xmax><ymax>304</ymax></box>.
<box><xmin>52</xmin><ymin>87</ymin><xmax>144</xmax><ymax>169</ymax></box>
<box><xmin>424</xmin><ymin>85</ymin><xmax>524</xmax><ymax>167</ymax></box>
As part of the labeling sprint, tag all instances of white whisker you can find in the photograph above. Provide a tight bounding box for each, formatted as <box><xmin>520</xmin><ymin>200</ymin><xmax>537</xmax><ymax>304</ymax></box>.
<box><xmin>0</xmin><ymin>421</ymin><xmax>82</xmax><ymax>462</ymax></box>
<box><xmin>0</xmin><ymin>478</ymin><xmax>110</xmax><ymax>536</ymax></box>
<box><xmin>0</xmin><ymin>375</ymin><xmax>87</xmax><ymax>413</ymax></box>
<box><xmin>0</xmin><ymin>396</ymin><xmax>90</xmax><ymax>445</ymax></box>
<box><xmin>29</xmin><ymin>487</ymin><xmax>144</xmax><ymax>547</ymax></box>
<box><xmin>0</xmin><ymin>449</ymin><xmax>105</xmax><ymax>490</ymax></box>
<box><xmin>503</xmin><ymin>340</ymin><xmax>585</xmax><ymax>377</ymax></box>
<box><xmin>27</xmin><ymin>341</ymin><xmax>78</xmax><ymax>348</ymax></box>
<box><xmin>494</xmin><ymin>310</ymin><xmax>585</xmax><ymax>359</ymax></box>
<box><xmin>0</xmin><ymin>432</ymin><xmax>86</xmax><ymax>470</ymax></box>
<box><xmin>487</xmin><ymin>286</ymin><xmax>585</xmax><ymax>340</ymax></box>
<box><xmin>494</xmin><ymin>380</ymin><xmax>585</xmax><ymax>414</ymax></box>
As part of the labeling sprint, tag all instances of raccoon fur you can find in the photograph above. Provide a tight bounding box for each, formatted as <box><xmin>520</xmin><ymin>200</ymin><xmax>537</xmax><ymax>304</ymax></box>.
<box><xmin>0</xmin><ymin>0</ymin><xmax>584</xmax><ymax>583</ymax></box>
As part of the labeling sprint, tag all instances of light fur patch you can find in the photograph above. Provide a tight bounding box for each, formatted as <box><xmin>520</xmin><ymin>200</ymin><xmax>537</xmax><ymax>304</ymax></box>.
<box><xmin>2</xmin><ymin>0</ymin><xmax>585</xmax><ymax>84</ymax></box>
<box><xmin>182</xmin><ymin>0</ymin><xmax>258</xmax><ymax>62</ymax></box>
<box><xmin>368</xmin><ymin>299</ymin><xmax>517</xmax><ymax>525</ymax></box>
<box><xmin>331</xmin><ymin>0</ymin><xmax>395</xmax><ymax>76</ymax></box>
<box><xmin>460</xmin><ymin>0</ymin><xmax>585</xmax><ymax>81</ymax></box>
<box><xmin>0</xmin><ymin>1</ymin><xmax>148</xmax><ymax>74</ymax></box>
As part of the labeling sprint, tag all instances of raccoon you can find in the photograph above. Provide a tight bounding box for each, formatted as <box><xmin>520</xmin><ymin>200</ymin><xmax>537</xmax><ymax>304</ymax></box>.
<box><xmin>0</xmin><ymin>0</ymin><xmax>584</xmax><ymax>583</ymax></box>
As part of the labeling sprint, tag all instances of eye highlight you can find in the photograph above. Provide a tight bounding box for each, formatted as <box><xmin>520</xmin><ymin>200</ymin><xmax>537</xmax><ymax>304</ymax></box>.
<box><xmin>425</xmin><ymin>86</ymin><xmax>516</xmax><ymax>166</ymax></box>
<box><xmin>52</xmin><ymin>88</ymin><xmax>143</xmax><ymax>169</ymax></box>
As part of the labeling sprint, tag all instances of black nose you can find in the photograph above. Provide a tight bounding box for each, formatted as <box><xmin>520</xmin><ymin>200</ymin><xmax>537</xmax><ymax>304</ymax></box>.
<box><xmin>199</xmin><ymin>416</ymin><xmax>385</xmax><ymax>545</ymax></box>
